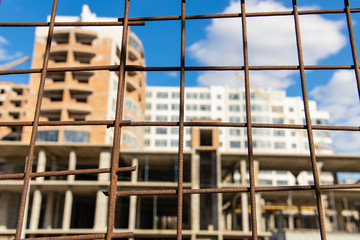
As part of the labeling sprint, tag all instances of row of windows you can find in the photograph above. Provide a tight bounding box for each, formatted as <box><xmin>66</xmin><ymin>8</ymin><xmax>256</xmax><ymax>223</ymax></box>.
<box><xmin>145</xmin><ymin>139</ymin><xmax>192</xmax><ymax>148</ymax></box>
<box><xmin>37</xmin><ymin>130</ymin><xmax>89</xmax><ymax>142</ymax></box>
<box><xmin>124</xmin><ymin>97</ymin><xmax>141</xmax><ymax>119</ymax></box>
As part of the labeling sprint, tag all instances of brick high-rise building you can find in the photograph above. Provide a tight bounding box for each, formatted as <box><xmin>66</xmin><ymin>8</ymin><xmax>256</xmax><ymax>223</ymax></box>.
<box><xmin>21</xmin><ymin>5</ymin><xmax>146</xmax><ymax>147</ymax></box>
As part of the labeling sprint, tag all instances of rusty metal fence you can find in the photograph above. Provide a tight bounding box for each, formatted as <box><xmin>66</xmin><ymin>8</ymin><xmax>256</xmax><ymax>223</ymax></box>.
<box><xmin>1</xmin><ymin>0</ymin><xmax>360</xmax><ymax>239</ymax></box>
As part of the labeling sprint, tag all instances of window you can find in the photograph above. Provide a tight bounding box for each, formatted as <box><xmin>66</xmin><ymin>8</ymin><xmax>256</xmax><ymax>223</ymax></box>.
<box><xmin>289</xmin><ymin>107</ymin><xmax>294</xmax><ymax>112</ymax></box>
<box><xmin>171</xmin><ymin>115</ymin><xmax>179</xmax><ymax>121</ymax></box>
<box><xmin>229</xmin><ymin>117</ymin><xmax>241</xmax><ymax>123</ymax></box>
<box><xmin>252</xmin><ymin>129</ymin><xmax>270</xmax><ymax>136</ymax></box>
<box><xmin>155</xmin><ymin>140</ymin><xmax>167</xmax><ymax>147</ymax></box>
<box><xmin>156</xmin><ymin>116</ymin><xmax>168</xmax><ymax>121</ymax></box>
<box><xmin>146</xmin><ymin>91</ymin><xmax>152</xmax><ymax>98</ymax></box>
<box><xmin>186</xmin><ymin>105</ymin><xmax>197</xmax><ymax>111</ymax></box>
<box><xmin>172</xmin><ymin>92</ymin><xmax>180</xmax><ymax>99</ymax></box>
<box><xmin>229</xmin><ymin>128</ymin><xmax>240</xmax><ymax>136</ymax></box>
<box><xmin>145</xmin><ymin>115</ymin><xmax>151</xmax><ymax>121</ymax></box>
<box><xmin>273</xmin><ymin>130</ymin><xmax>285</xmax><ymax>136</ymax></box>
<box><xmin>145</xmin><ymin>127</ymin><xmax>150</xmax><ymax>134</ymax></box>
<box><xmin>171</xmin><ymin>128</ymin><xmax>179</xmax><ymax>134</ymax></box>
<box><xmin>171</xmin><ymin>140</ymin><xmax>178</xmax><ymax>147</ymax></box>
<box><xmin>145</xmin><ymin>103</ymin><xmax>151</xmax><ymax>110</ymax></box>
<box><xmin>200</xmin><ymin>93</ymin><xmax>210</xmax><ymax>99</ymax></box>
<box><xmin>259</xmin><ymin>180</ymin><xmax>272</xmax><ymax>185</ymax></box>
<box><xmin>144</xmin><ymin>139</ymin><xmax>150</xmax><ymax>146</ymax></box>
<box><xmin>37</xmin><ymin>130</ymin><xmax>59</xmax><ymax>142</ymax></box>
<box><xmin>276</xmin><ymin>180</ymin><xmax>288</xmax><ymax>185</ymax></box>
<box><xmin>186</xmin><ymin>141</ymin><xmax>191</xmax><ymax>147</ymax></box>
<box><xmin>200</xmin><ymin>105</ymin><xmax>210</xmax><ymax>111</ymax></box>
<box><xmin>156</xmin><ymin>128</ymin><xmax>167</xmax><ymax>134</ymax></box>
<box><xmin>292</xmin><ymin>143</ymin><xmax>297</xmax><ymax>148</ymax></box>
<box><xmin>229</xmin><ymin>93</ymin><xmax>239</xmax><ymax>100</ymax></box>
<box><xmin>186</xmin><ymin>93</ymin><xmax>197</xmax><ymax>99</ymax></box>
<box><xmin>230</xmin><ymin>141</ymin><xmax>241</xmax><ymax>148</ymax></box>
<box><xmin>229</xmin><ymin>105</ymin><xmax>240</xmax><ymax>112</ymax></box>
<box><xmin>157</xmin><ymin>92</ymin><xmax>168</xmax><ymax>98</ymax></box>
<box><xmin>64</xmin><ymin>131</ymin><xmax>89</xmax><ymax>143</ymax></box>
<box><xmin>276</xmin><ymin>171</ymin><xmax>288</xmax><ymax>175</ymax></box>
<box><xmin>156</xmin><ymin>104</ymin><xmax>168</xmax><ymax>110</ymax></box>
<box><xmin>253</xmin><ymin>141</ymin><xmax>271</xmax><ymax>149</ymax></box>
<box><xmin>172</xmin><ymin>104</ymin><xmax>179</xmax><ymax>110</ymax></box>
<box><xmin>272</xmin><ymin>118</ymin><xmax>284</xmax><ymax>124</ymax></box>
<box><xmin>272</xmin><ymin>106</ymin><xmax>283</xmax><ymax>113</ymax></box>
<box><xmin>274</xmin><ymin>142</ymin><xmax>286</xmax><ymax>149</ymax></box>
<box><xmin>217</xmin><ymin>94</ymin><xmax>221</xmax><ymax>99</ymax></box>
<box><xmin>217</xmin><ymin>106</ymin><xmax>222</xmax><ymax>111</ymax></box>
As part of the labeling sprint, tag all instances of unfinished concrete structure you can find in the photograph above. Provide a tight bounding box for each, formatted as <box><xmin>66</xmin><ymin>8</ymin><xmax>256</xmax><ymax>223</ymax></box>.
<box><xmin>0</xmin><ymin>82</ymin><xmax>29</xmax><ymax>141</ymax></box>
<box><xmin>21</xmin><ymin>5</ymin><xmax>146</xmax><ymax>146</ymax></box>
<box><xmin>0</xmin><ymin>139</ymin><xmax>359</xmax><ymax>240</ymax></box>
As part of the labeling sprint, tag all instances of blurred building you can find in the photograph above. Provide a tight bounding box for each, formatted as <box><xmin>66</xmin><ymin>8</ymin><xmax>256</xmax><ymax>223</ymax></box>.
<box><xmin>0</xmin><ymin>141</ymin><xmax>359</xmax><ymax>240</ymax></box>
<box><xmin>20</xmin><ymin>5</ymin><xmax>146</xmax><ymax>147</ymax></box>
<box><xmin>144</xmin><ymin>85</ymin><xmax>334</xmax><ymax>186</ymax></box>
<box><xmin>0</xmin><ymin>82</ymin><xmax>29</xmax><ymax>141</ymax></box>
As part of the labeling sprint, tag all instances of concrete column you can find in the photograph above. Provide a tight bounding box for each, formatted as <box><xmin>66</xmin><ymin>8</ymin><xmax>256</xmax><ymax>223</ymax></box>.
<box><xmin>268</xmin><ymin>214</ymin><xmax>275</xmax><ymax>231</ymax></box>
<box><xmin>29</xmin><ymin>149</ymin><xmax>47</xmax><ymax>230</ymax></box>
<box><xmin>62</xmin><ymin>189</ymin><xmax>73</xmax><ymax>230</ymax></box>
<box><xmin>216</xmin><ymin>150</ymin><xmax>223</xmax><ymax>233</ymax></box>
<box><xmin>240</xmin><ymin>160</ymin><xmax>249</xmax><ymax>232</ymax></box>
<box><xmin>335</xmin><ymin>198</ymin><xmax>345</xmax><ymax>231</ymax></box>
<box><xmin>36</xmin><ymin>149</ymin><xmax>46</xmax><ymax>182</ymax></box>
<box><xmin>44</xmin><ymin>192</ymin><xmax>54</xmax><ymax>229</ymax></box>
<box><xmin>98</xmin><ymin>149</ymin><xmax>111</xmax><ymax>181</ymax></box>
<box><xmin>191</xmin><ymin>150</ymin><xmax>200</xmax><ymax>231</ymax></box>
<box><xmin>94</xmin><ymin>149</ymin><xmax>112</xmax><ymax>230</ymax></box>
<box><xmin>128</xmin><ymin>158</ymin><xmax>138</xmax><ymax>231</ymax></box>
<box><xmin>226</xmin><ymin>212</ymin><xmax>232</xmax><ymax>230</ymax></box>
<box><xmin>68</xmin><ymin>149</ymin><xmax>76</xmax><ymax>182</ymax></box>
<box><xmin>29</xmin><ymin>189</ymin><xmax>42</xmax><ymax>230</ymax></box>
<box><xmin>254</xmin><ymin>160</ymin><xmax>262</xmax><ymax>232</ymax></box>
<box><xmin>94</xmin><ymin>189</ymin><xmax>108</xmax><ymax>231</ymax></box>
<box><xmin>287</xmin><ymin>191</ymin><xmax>294</xmax><ymax>230</ymax></box>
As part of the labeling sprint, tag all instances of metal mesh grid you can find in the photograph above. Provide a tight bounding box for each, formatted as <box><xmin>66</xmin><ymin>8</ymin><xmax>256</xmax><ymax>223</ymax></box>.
<box><xmin>0</xmin><ymin>0</ymin><xmax>360</xmax><ymax>239</ymax></box>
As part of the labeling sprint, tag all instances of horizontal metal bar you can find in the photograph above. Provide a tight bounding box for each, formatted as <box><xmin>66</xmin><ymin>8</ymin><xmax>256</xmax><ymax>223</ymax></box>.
<box><xmin>21</xmin><ymin>232</ymin><xmax>133</xmax><ymax>240</ymax></box>
<box><xmin>0</xmin><ymin>21</ymin><xmax>144</xmax><ymax>27</ymax></box>
<box><xmin>0</xmin><ymin>120</ymin><xmax>358</xmax><ymax>132</ymax></box>
<box><xmin>1</xmin><ymin>64</ymin><xmax>357</xmax><ymax>76</ymax></box>
<box><xmin>0</xmin><ymin>166</ymin><xmax>136</xmax><ymax>180</ymax></box>
<box><xmin>123</xmin><ymin>8</ymin><xmax>360</xmax><ymax>22</ymax></box>
<box><xmin>112</xmin><ymin>183</ymin><xmax>360</xmax><ymax>196</ymax></box>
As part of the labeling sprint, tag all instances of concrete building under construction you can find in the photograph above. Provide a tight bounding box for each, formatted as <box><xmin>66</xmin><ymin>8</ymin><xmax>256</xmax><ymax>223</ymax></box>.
<box><xmin>0</xmin><ymin>132</ymin><xmax>359</xmax><ymax>240</ymax></box>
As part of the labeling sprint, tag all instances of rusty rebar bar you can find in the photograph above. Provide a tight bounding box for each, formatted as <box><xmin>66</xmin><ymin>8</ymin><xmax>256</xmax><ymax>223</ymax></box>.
<box><xmin>15</xmin><ymin>0</ymin><xmax>58</xmax><ymax>238</ymax></box>
<box><xmin>293</xmin><ymin>0</ymin><xmax>326</xmax><ymax>239</ymax></box>
<box><xmin>105</xmin><ymin>0</ymin><xmax>130</xmax><ymax>239</ymax></box>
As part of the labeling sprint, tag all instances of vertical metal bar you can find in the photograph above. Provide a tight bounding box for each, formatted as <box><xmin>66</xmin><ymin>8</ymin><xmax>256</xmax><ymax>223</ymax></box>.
<box><xmin>15</xmin><ymin>0</ymin><xmax>59</xmax><ymax>239</ymax></box>
<box><xmin>344</xmin><ymin>0</ymin><xmax>360</xmax><ymax>99</ymax></box>
<box><xmin>240</xmin><ymin>0</ymin><xmax>258</xmax><ymax>239</ymax></box>
<box><xmin>292</xmin><ymin>1</ymin><xmax>327</xmax><ymax>239</ymax></box>
<box><xmin>177</xmin><ymin>0</ymin><xmax>186</xmax><ymax>239</ymax></box>
<box><xmin>106</xmin><ymin>0</ymin><xmax>131</xmax><ymax>239</ymax></box>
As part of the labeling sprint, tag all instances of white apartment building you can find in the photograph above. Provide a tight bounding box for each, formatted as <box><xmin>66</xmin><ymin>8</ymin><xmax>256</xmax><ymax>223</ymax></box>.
<box><xmin>144</xmin><ymin>84</ymin><xmax>333</xmax><ymax>185</ymax></box>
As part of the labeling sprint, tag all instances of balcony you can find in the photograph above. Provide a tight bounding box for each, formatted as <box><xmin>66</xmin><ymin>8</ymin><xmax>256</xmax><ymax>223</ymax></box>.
<box><xmin>46</xmin><ymin>72</ymin><xmax>65</xmax><ymax>83</ymax></box>
<box><xmin>72</xmin><ymin>72</ymin><xmax>94</xmax><ymax>84</ymax></box>
<box><xmin>40</xmin><ymin>109</ymin><xmax>61</xmax><ymax>121</ymax></box>
<box><xmin>49</xmin><ymin>50</ymin><xmax>67</xmax><ymax>63</ymax></box>
<box><xmin>69</xmin><ymin>88</ymin><xmax>92</xmax><ymax>103</ymax></box>
<box><xmin>43</xmin><ymin>89</ymin><xmax>63</xmax><ymax>102</ymax></box>
<box><xmin>75</xmin><ymin>31</ymin><xmax>97</xmax><ymax>46</ymax></box>
<box><xmin>73</xmin><ymin>51</ymin><xmax>95</xmax><ymax>64</ymax></box>
<box><xmin>52</xmin><ymin>32</ymin><xmax>69</xmax><ymax>45</ymax></box>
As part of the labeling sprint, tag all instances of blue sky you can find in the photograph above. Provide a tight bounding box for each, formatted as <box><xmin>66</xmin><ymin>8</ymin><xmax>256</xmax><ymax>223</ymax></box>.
<box><xmin>0</xmin><ymin>0</ymin><xmax>360</xmax><ymax>154</ymax></box>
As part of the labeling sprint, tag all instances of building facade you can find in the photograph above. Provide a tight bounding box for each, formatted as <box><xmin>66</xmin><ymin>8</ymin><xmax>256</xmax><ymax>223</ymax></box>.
<box><xmin>0</xmin><ymin>142</ymin><xmax>359</xmax><ymax>240</ymax></box>
<box><xmin>0</xmin><ymin>82</ymin><xmax>29</xmax><ymax>141</ymax></box>
<box><xmin>144</xmin><ymin>85</ymin><xmax>333</xmax><ymax>186</ymax></box>
<box><xmin>20</xmin><ymin>5</ymin><xmax>146</xmax><ymax>147</ymax></box>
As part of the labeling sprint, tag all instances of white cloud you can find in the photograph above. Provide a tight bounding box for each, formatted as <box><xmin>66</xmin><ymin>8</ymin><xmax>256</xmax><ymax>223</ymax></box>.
<box><xmin>0</xmin><ymin>35</ymin><xmax>23</xmax><ymax>62</ymax></box>
<box><xmin>310</xmin><ymin>70</ymin><xmax>360</xmax><ymax>153</ymax></box>
<box><xmin>166</xmin><ymin>71</ymin><xmax>179</xmax><ymax>78</ymax></box>
<box><xmin>188</xmin><ymin>0</ymin><xmax>346</xmax><ymax>89</ymax></box>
